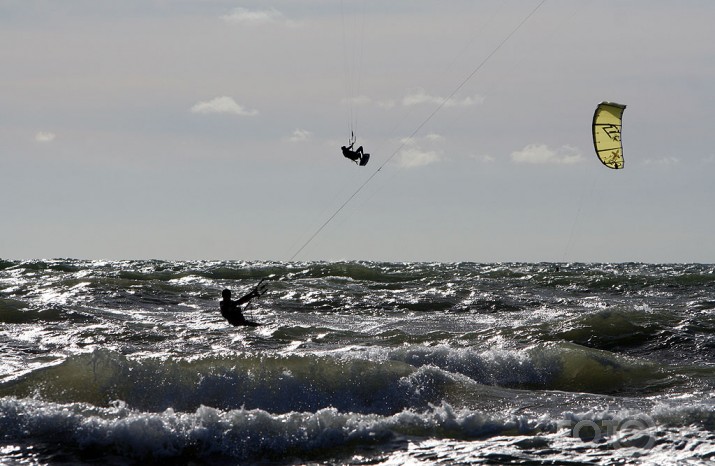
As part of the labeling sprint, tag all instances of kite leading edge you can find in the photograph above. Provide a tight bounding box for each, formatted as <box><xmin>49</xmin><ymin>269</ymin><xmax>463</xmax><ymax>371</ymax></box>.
<box><xmin>592</xmin><ymin>101</ymin><xmax>626</xmax><ymax>169</ymax></box>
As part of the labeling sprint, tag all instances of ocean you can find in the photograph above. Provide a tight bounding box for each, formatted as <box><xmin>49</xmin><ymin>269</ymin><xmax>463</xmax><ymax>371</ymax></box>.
<box><xmin>1</xmin><ymin>260</ymin><xmax>714</xmax><ymax>465</ymax></box>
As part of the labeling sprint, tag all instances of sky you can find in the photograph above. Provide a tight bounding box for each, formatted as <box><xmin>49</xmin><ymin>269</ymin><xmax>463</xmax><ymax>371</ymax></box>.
<box><xmin>2</xmin><ymin>0</ymin><xmax>714</xmax><ymax>263</ymax></box>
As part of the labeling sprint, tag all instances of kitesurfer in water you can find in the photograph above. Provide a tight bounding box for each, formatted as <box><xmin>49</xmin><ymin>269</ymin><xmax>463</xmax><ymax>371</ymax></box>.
<box><xmin>341</xmin><ymin>142</ymin><xmax>370</xmax><ymax>166</ymax></box>
<box><xmin>219</xmin><ymin>287</ymin><xmax>263</xmax><ymax>326</ymax></box>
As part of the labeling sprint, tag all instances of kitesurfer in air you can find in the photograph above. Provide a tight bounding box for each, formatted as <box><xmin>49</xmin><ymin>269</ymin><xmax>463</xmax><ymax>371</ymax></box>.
<box><xmin>341</xmin><ymin>142</ymin><xmax>370</xmax><ymax>166</ymax></box>
<box><xmin>219</xmin><ymin>285</ymin><xmax>265</xmax><ymax>327</ymax></box>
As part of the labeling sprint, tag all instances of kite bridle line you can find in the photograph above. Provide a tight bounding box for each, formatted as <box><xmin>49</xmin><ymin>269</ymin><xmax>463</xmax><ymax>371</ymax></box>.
<box><xmin>242</xmin><ymin>277</ymin><xmax>271</xmax><ymax>320</ymax></box>
<box><xmin>342</xmin><ymin>0</ymin><xmax>367</xmax><ymax>143</ymax></box>
<box><xmin>288</xmin><ymin>0</ymin><xmax>548</xmax><ymax>262</ymax></box>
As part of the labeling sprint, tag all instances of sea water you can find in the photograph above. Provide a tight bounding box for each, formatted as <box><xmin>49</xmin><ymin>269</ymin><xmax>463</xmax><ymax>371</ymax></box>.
<box><xmin>1</xmin><ymin>260</ymin><xmax>714</xmax><ymax>464</ymax></box>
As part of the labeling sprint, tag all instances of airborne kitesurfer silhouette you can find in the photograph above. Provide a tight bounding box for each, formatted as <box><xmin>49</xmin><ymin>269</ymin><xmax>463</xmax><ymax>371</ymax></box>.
<box><xmin>341</xmin><ymin>140</ymin><xmax>370</xmax><ymax>166</ymax></box>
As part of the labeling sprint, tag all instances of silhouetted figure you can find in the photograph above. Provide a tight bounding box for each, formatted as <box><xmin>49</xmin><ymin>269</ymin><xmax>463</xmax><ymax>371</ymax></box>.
<box><xmin>341</xmin><ymin>142</ymin><xmax>370</xmax><ymax>166</ymax></box>
<box><xmin>220</xmin><ymin>288</ymin><xmax>262</xmax><ymax>326</ymax></box>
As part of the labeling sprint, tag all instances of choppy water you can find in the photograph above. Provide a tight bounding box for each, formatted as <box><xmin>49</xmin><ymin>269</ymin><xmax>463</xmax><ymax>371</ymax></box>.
<box><xmin>1</xmin><ymin>260</ymin><xmax>715</xmax><ymax>464</ymax></box>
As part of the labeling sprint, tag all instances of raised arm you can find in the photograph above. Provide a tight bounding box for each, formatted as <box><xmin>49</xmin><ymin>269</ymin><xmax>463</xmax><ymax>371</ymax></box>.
<box><xmin>235</xmin><ymin>288</ymin><xmax>260</xmax><ymax>306</ymax></box>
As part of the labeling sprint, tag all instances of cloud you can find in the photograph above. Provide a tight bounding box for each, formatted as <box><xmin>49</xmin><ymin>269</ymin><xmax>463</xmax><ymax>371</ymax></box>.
<box><xmin>377</xmin><ymin>99</ymin><xmax>397</xmax><ymax>110</ymax></box>
<box><xmin>222</xmin><ymin>7</ymin><xmax>291</xmax><ymax>26</ymax></box>
<box><xmin>190</xmin><ymin>96</ymin><xmax>258</xmax><ymax>116</ymax></box>
<box><xmin>289</xmin><ymin>129</ymin><xmax>312</xmax><ymax>142</ymax></box>
<box><xmin>470</xmin><ymin>153</ymin><xmax>495</xmax><ymax>163</ymax></box>
<box><xmin>35</xmin><ymin>132</ymin><xmax>56</xmax><ymax>143</ymax></box>
<box><xmin>402</xmin><ymin>88</ymin><xmax>484</xmax><ymax>108</ymax></box>
<box><xmin>340</xmin><ymin>89</ymin><xmax>482</xmax><ymax>111</ymax></box>
<box><xmin>395</xmin><ymin>134</ymin><xmax>444</xmax><ymax>168</ymax></box>
<box><xmin>644</xmin><ymin>156</ymin><xmax>680</xmax><ymax>166</ymax></box>
<box><xmin>339</xmin><ymin>88</ymin><xmax>483</xmax><ymax>111</ymax></box>
<box><xmin>511</xmin><ymin>144</ymin><xmax>583</xmax><ymax>165</ymax></box>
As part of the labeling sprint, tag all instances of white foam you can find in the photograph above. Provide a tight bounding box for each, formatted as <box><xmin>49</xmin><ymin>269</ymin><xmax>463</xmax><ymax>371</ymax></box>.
<box><xmin>5</xmin><ymin>397</ymin><xmax>713</xmax><ymax>463</ymax></box>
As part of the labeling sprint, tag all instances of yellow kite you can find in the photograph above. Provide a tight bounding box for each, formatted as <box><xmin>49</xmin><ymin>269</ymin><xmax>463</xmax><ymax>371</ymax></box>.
<box><xmin>592</xmin><ymin>102</ymin><xmax>626</xmax><ymax>169</ymax></box>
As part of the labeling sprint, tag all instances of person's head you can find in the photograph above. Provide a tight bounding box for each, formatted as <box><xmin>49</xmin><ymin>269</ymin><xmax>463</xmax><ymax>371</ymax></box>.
<box><xmin>222</xmin><ymin>289</ymin><xmax>231</xmax><ymax>299</ymax></box>
<box><xmin>341</xmin><ymin>146</ymin><xmax>347</xmax><ymax>151</ymax></box>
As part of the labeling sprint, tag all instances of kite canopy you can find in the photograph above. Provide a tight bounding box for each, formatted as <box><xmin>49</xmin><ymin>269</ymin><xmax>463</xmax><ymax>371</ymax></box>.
<box><xmin>592</xmin><ymin>101</ymin><xmax>626</xmax><ymax>169</ymax></box>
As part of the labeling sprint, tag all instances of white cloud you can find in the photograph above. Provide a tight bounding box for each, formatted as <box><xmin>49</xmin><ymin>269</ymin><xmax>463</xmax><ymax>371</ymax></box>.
<box><xmin>644</xmin><ymin>156</ymin><xmax>680</xmax><ymax>166</ymax></box>
<box><xmin>402</xmin><ymin>88</ymin><xmax>484</xmax><ymax>108</ymax></box>
<box><xmin>289</xmin><ymin>128</ymin><xmax>312</xmax><ymax>142</ymax></box>
<box><xmin>397</xmin><ymin>147</ymin><xmax>440</xmax><ymax>168</ymax></box>
<box><xmin>335</xmin><ymin>86</ymin><xmax>485</xmax><ymax>115</ymax></box>
<box><xmin>35</xmin><ymin>131</ymin><xmax>56</xmax><ymax>143</ymax></box>
<box><xmin>395</xmin><ymin>134</ymin><xmax>444</xmax><ymax>168</ymax></box>
<box><xmin>511</xmin><ymin>144</ymin><xmax>583</xmax><ymax>165</ymax></box>
<box><xmin>470</xmin><ymin>153</ymin><xmax>495</xmax><ymax>163</ymax></box>
<box><xmin>222</xmin><ymin>7</ymin><xmax>290</xmax><ymax>26</ymax></box>
<box><xmin>340</xmin><ymin>89</ymin><xmax>482</xmax><ymax>111</ymax></box>
<box><xmin>190</xmin><ymin>96</ymin><xmax>258</xmax><ymax>116</ymax></box>
<box><xmin>377</xmin><ymin>99</ymin><xmax>397</xmax><ymax>110</ymax></box>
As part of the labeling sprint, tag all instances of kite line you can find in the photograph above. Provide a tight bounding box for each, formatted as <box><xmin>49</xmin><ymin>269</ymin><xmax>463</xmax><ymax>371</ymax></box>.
<box><xmin>289</xmin><ymin>0</ymin><xmax>548</xmax><ymax>261</ymax></box>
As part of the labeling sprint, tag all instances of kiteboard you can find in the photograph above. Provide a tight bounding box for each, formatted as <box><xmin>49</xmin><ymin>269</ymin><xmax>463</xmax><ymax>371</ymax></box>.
<box><xmin>359</xmin><ymin>153</ymin><xmax>370</xmax><ymax>166</ymax></box>
<box><xmin>225</xmin><ymin>318</ymin><xmax>261</xmax><ymax>327</ymax></box>
<box><xmin>237</xmin><ymin>320</ymin><xmax>261</xmax><ymax>327</ymax></box>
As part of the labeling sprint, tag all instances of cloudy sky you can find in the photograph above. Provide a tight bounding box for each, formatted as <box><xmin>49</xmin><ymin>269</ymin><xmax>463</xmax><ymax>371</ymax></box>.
<box><xmin>2</xmin><ymin>0</ymin><xmax>714</xmax><ymax>263</ymax></box>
